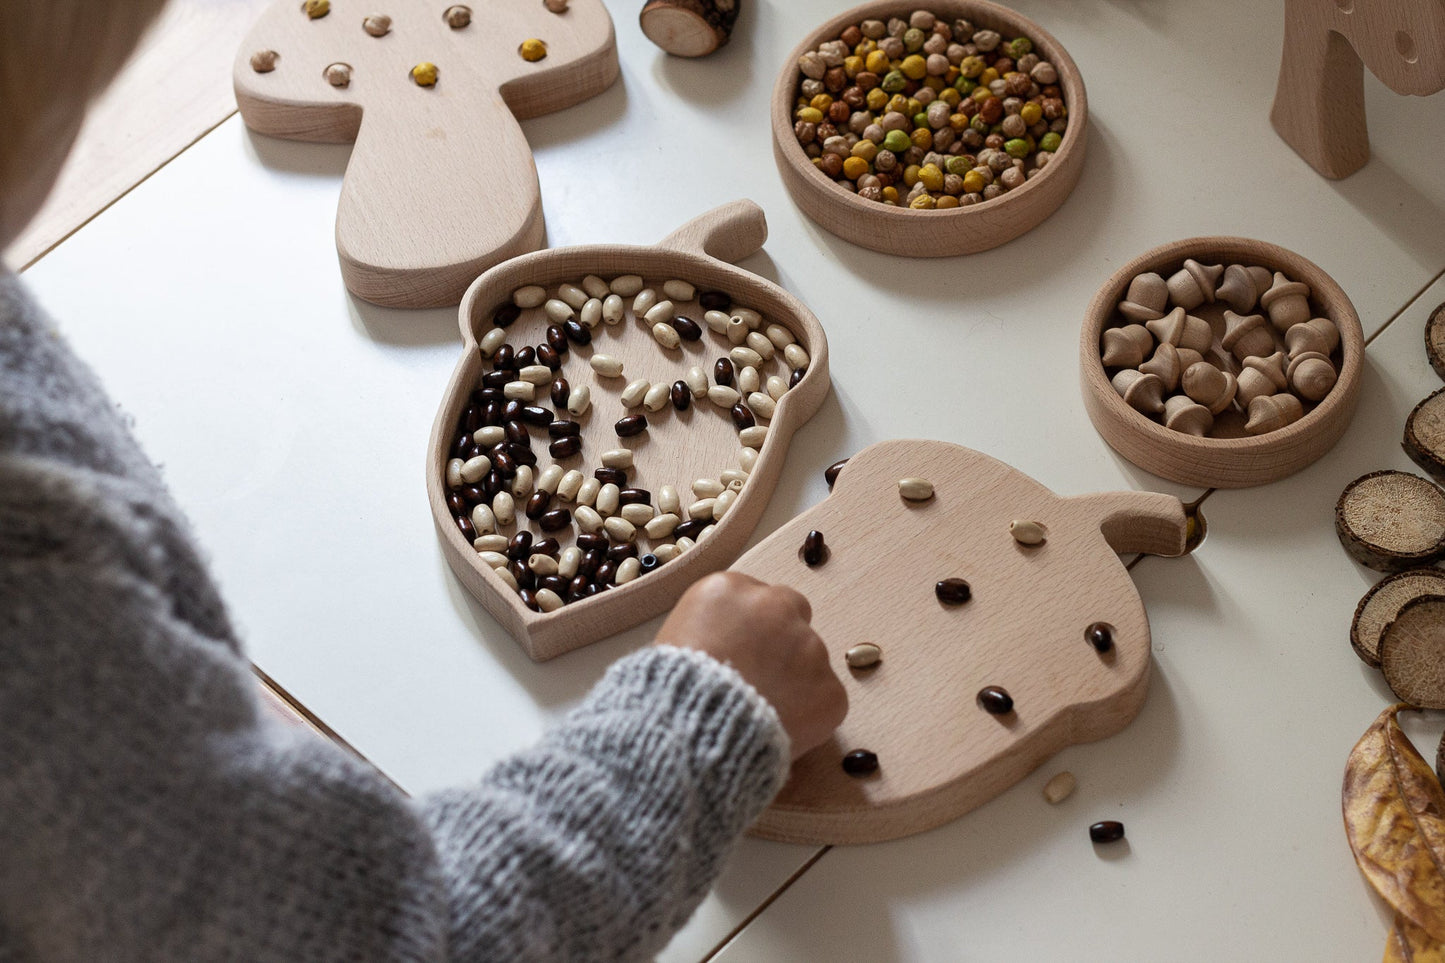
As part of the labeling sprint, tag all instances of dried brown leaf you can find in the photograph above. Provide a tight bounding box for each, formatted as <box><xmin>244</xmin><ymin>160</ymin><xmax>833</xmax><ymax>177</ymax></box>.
<box><xmin>1386</xmin><ymin>913</ymin><xmax>1445</xmax><ymax>963</ymax></box>
<box><xmin>1344</xmin><ymin>704</ymin><xmax>1445</xmax><ymax>942</ymax></box>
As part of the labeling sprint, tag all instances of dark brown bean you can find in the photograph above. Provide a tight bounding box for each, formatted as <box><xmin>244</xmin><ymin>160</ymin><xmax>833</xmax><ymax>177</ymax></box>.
<box><xmin>1086</xmin><ymin>622</ymin><xmax>1114</xmax><ymax>653</ymax></box>
<box><xmin>482</xmin><ymin>369</ymin><xmax>510</xmax><ymax>390</ymax></box>
<box><xmin>550</xmin><ymin>377</ymin><xmax>570</xmax><ymax>409</ymax></box>
<box><xmin>539</xmin><ymin>575</ymin><xmax>568</xmax><ymax>596</ymax></box>
<box><xmin>481</xmin><ymin>400</ymin><xmax>503</xmax><ymax>425</ymax></box>
<box><xmin>462</xmin><ymin>404</ymin><xmax>482</xmax><ymax>434</ymax></box>
<box><xmin>563</xmin><ymin>319</ymin><xmax>591</xmax><ymax>345</ymax></box>
<box><xmin>503</xmin><ymin>399</ymin><xmax>524</xmax><ymax>422</ymax></box>
<box><xmin>471</xmin><ymin>386</ymin><xmax>502</xmax><ymax>404</ymax></box>
<box><xmin>579</xmin><ymin>549</ymin><xmax>603</xmax><ymax>577</ymax></box>
<box><xmin>505</xmin><ymin>420</ymin><xmax>529</xmax><ymax>445</ymax></box>
<box><xmin>549</xmin><ymin>436</ymin><xmax>582</xmax><ymax>459</ymax></box>
<box><xmin>730</xmin><ymin>403</ymin><xmax>755</xmax><ymax>430</ymax></box>
<box><xmin>671</xmin><ymin>316</ymin><xmax>702</xmax><ymax>341</ymax></box>
<box><xmin>802</xmin><ymin>529</ymin><xmax>827</xmax><ymax>566</ymax></box>
<box><xmin>446</xmin><ymin>491</ymin><xmax>466</xmax><ymax>515</ymax></box>
<box><xmin>519</xmin><ymin>588</ymin><xmax>540</xmax><ymax>612</ymax></box>
<box><xmin>842</xmin><ymin>749</ymin><xmax>878</xmax><ymax>776</ymax></box>
<box><xmin>618</xmin><ymin>488</ymin><xmax>651</xmax><ymax>506</ymax></box>
<box><xmin>491</xmin><ymin>344</ymin><xmax>515</xmax><ymax>370</ymax></box>
<box><xmin>508</xmin><ymin>558</ymin><xmax>532</xmax><ymax>589</ymax></box>
<box><xmin>545</xmin><ymin>325</ymin><xmax>568</xmax><ymax>354</ymax></box>
<box><xmin>978</xmin><ymin>686</ymin><xmax>1014</xmax><ymax>714</ymax></box>
<box><xmin>595</xmin><ymin>561</ymin><xmax>617</xmax><ymax>586</ymax></box>
<box><xmin>699</xmin><ymin>290</ymin><xmax>731</xmax><ymax>311</ymax></box>
<box><xmin>532</xmin><ymin>538</ymin><xmax>560</xmax><ymax>558</ymax></box>
<box><xmin>482</xmin><ymin>471</ymin><xmax>504</xmax><ymax>498</ymax></box>
<box><xmin>536</xmin><ymin>343</ymin><xmax>561</xmax><ymax>370</ymax></box>
<box><xmin>606</xmin><ymin>542</ymin><xmax>638</xmax><ymax>562</ymax></box>
<box><xmin>514</xmin><ymin>346</ymin><xmax>535</xmax><ymax>368</ymax></box>
<box><xmin>567</xmin><ymin>575</ymin><xmax>591</xmax><ymax>600</ymax></box>
<box><xmin>714</xmin><ymin>358</ymin><xmax>734</xmax><ymax>387</ymax></box>
<box><xmin>594</xmin><ymin>467</ymin><xmax>628</xmax><ymax>486</ymax></box>
<box><xmin>789</xmin><ymin>367</ymin><xmax>805</xmax><ymax>388</ymax></box>
<box><xmin>520</xmin><ymin>405</ymin><xmax>552</xmax><ymax>427</ymax></box>
<box><xmin>454</xmin><ymin>515</ymin><xmax>475</xmax><ymax>539</ymax></box>
<box><xmin>671</xmin><ymin>381</ymin><xmax>691</xmax><ymax>411</ymax></box>
<box><xmin>639</xmin><ymin>553</ymin><xmax>660</xmax><ymax>573</ymax></box>
<box><xmin>508</xmin><ymin>444</ymin><xmax>537</xmax><ymax>467</ymax></box>
<box><xmin>539</xmin><ymin>508</ymin><xmax>572</xmax><ymax>532</ymax></box>
<box><xmin>507</xmin><ymin>531</ymin><xmax>533</xmax><ymax>560</ymax></box>
<box><xmin>935</xmin><ymin>578</ymin><xmax>971</xmax><ymax>605</ymax></box>
<box><xmin>576</xmin><ymin>533</ymin><xmax>608</xmax><ymax>552</ymax></box>
<box><xmin>824</xmin><ymin>458</ymin><xmax>849</xmax><ymax>489</ymax></box>
<box><xmin>461</xmin><ymin>484</ymin><xmax>487</xmax><ymax>505</ymax></box>
<box><xmin>493</xmin><ymin>303</ymin><xmax>521</xmax><ymax>327</ymax></box>
<box><xmin>450</xmin><ymin>432</ymin><xmax>472</xmax><ymax>459</ymax></box>
<box><xmin>674</xmin><ymin>519</ymin><xmax>708</xmax><ymax>540</ymax></box>
<box><xmin>615</xmin><ymin>414</ymin><xmax>648</xmax><ymax>437</ymax></box>
<box><xmin>548</xmin><ymin>420</ymin><xmax>581</xmax><ymax>438</ymax></box>
<box><xmin>1089</xmin><ymin>821</ymin><xmax>1125</xmax><ymax>844</ymax></box>
<box><xmin>526</xmin><ymin>491</ymin><xmax>552</xmax><ymax>520</ymax></box>
<box><xmin>491</xmin><ymin>449</ymin><xmax>517</xmax><ymax>478</ymax></box>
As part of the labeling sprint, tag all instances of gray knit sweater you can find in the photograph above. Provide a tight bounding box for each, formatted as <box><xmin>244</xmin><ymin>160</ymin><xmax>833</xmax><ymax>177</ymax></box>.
<box><xmin>0</xmin><ymin>269</ymin><xmax>790</xmax><ymax>962</ymax></box>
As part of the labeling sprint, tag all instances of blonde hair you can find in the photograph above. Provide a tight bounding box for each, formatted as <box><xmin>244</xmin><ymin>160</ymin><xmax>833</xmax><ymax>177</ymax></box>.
<box><xmin>0</xmin><ymin>0</ymin><xmax>170</xmax><ymax>241</ymax></box>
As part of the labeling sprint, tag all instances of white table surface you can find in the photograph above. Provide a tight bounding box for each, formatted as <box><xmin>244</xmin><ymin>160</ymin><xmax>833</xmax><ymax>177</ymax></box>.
<box><xmin>18</xmin><ymin>0</ymin><xmax>1445</xmax><ymax>958</ymax></box>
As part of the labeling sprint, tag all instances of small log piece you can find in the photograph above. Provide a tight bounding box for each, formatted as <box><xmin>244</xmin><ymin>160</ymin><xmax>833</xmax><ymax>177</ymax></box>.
<box><xmin>1351</xmin><ymin>568</ymin><xmax>1445</xmax><ymax>667</ymax></box>
<box><xmin>1379</xmin><ymin>594</ymin><xmax>1445</xmax><ymax>709</ymax></box>
<box><xmin>1335</xmin><ymin>470</ymin><xmax>1445</xmax><ymax>572</ymax></box>
<box><xmin>1405</xmin><ymin>388</ymin><xmax>1445</xmax><ymax>482</ymax></box>
<box><xmin>1427</xmin><ymin>302</ymin><xmax>1445</xmax><ymax>383</ymax></box>
<box><xmin>640</xmin><ymin>0</ymin><xmax>738</xmax><ymax>57</ymax></box>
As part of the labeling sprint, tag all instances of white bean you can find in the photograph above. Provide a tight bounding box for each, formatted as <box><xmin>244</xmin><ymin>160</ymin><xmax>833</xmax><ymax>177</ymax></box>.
<box><xmin>582</xmin><ymin>275</ymin><xmax>611</xmax><ymax>299</ymax></box>
<box><xmin>596</xmin><ymin>483</ymin><xmax>620</xmax><ymax>516</ymax></box>
<box><xmin>604</xmin><ymin>516</ymin><xmax>637</xmax><ymax>543</ymax></box>
<box><xmin>575</xmin><ymin>505</ymin><xmax>604</xmax><ymax>534</ymax></box>
<box><xmin>693</xmin><ymin>478</ymin><xmax>724</xmax><ymax>498</ymax></box>
<box><xmin>657</xmin><ymin>485</ymin><xmax>681</xmax><ymax>516</ymax></box>
<box><xmin>766</xmin><ymin>375</ymin><xmax>789</xmax><ymax>400</ymax></box>
<box><xmin>675</xmin><ymin>536</ymin><xmax>695</xmax><ymax>553</ymax></box>
<box><xmin>726</xmin><ymin>316</ymin><xmax>748</xmax><ymax>345</ymax></box>
<box><xmin>470</xmin><ymin>503</ymin><xmax>496</xmax><ymax>534</ymax></box>
<box><xmin>520</xmin><ymin>364</ymin><xmax>552</xmax><ymax>385</ymax></box>
<box><xmin>601</xmin><ymin>294</ymin><xmax>625</xmax><ymax>325</ymax></box>
<box><xmin>720</xmin><ymin>468</ymin><xmax>749</xmax><ymax>487</ymax></box>
<box><xmin>492</xmin><ymin>491</ymin><xmax>516</xmax><ymax>525</ymax></box>
<box><xmin>474</xmin><ymin>534</ymin><xmax>509</xmax><ymax>554</ymax></box>
<box><xmin>580</xmin><ymin>298</ymin><xmax>603</xmax><ymax>328</ymax></box>
<box><xmin>504</xmin><ymin>381</ymin><xmax>534</xmax><ymax>401</ymax></box>
<box><xmin>557</xmin><ymin>283</ymin><xmax>588</xmax><ymax>310</ymax></box>
<box><xmin>535</xmin><ymin>588</ymin><xmax>564</xmax><ymax>612</ymax></box>
<box><xmin>544</xmin><ymin>298</ymin><xmax>575</xmax><ymax>323</ymax></box>
<box><xmin>708</xmin><ymin>385</ymin><xmax>741</xmax><ymax>408</ymax></box>
<box><xmin>614</xmin><ymin>556</ymin><xmax>642</xmax><ymax>585</ymax></box>
<box><xmin>473</xmin><ymin>425</ymin><xmax>505</xmax><ymax>447</ymax></box>
<box><xmin>536</xmin><ymin>464</ymin><xmax>564</xmax><ymax>494</ymax></box>
<box><xmin>479</xmin><ymin>550</ymin><xmax>510</xmax><ymax>569</ymax></box>
<box><xmin>460</xmin><ymin>455</ymin><xmax>491</xmax><ymax>484</ymax></box>
<box><xmin>558</xmin><ymin>546</ymin><xmax>583</xmax><ymax>579</ymax></box>
<box><xmin>703</xmin><ymin>310</ymin><xmax>731</xmax><ymax>334</ymax></box>
<box><xmin>663</xmin><ymin>279</ymin><xmax>695</xmax><ymax>301</ymax></box>
<box><xmin>510</xmin><ymin>465</ymin><xmax>534</xmax><ymax>498</ymax></box>
<box><xmin>784</xmin><ymin>343</ymin><xmax>810</xmax><ymax>369</ymax></box>
<box><xmin>494</xmin><ymin>567</ymin><xmax>519</xmax><ymax>591</ymax></box>
<box><xmin>528</xmin><ymin>553</ymin><xmax>559</xmax><ymax>576</ymax></box>
<box><xmin>688</xmin><ymin>498</ymin><xmax>716</xmax><ymax>520</ymax></box>
<box><xmin>639</xmin><ymin>386</ymin><xmax>668</xmax><ymax>414</ymax></box>
<box><xmin>653</xmin><ymin>543</ymin><xmax>679</xmax><ymax>563</ymax></box>
<box><xmin>697</xmin><ymin>523</ymin><xmax>717</xmax><ymax>541</ymax></box>
<box><xmin>714</xmin><ymin>489</ymin><xmax>738</xmax><ymax>520</ymax></box>
<box><xmin>621</xmin><ymin>379</ymin><xmax>650</xmax><ymax>408</ymax></box>
<box><xmin>576</xmin><ymin>478</ymin><xmax>601</xmax><ymax>507</ymax></box>
<box><xmin>480</xmin><ymin>327</ymin><xmax>507</xmax><ymax>357</ymax></box>
<box><xmin>610</xmin><ymin>274</ymin><xmax>644</xmax><ymax>297</ymax></box>
<box><xmin>645</xmin><ymin>513</ymin><xmax>681</xmax><ymax>539</ymax></box>
<box><xmin>512</xmin><ymin>285</ymin><xmax>546</xmax><ymax>308</ymax></box>
<box><xmin>601</xmin><ymin>448</ymin><xmax>634</xmax><ymax>469</ymax></box>
<box><xmin>632</xmin><ymin>288</ymin><xmax>658</xmax><ymax>316</ymax></box>
<box><xmin>620</xmin><ymin>503</ymin><xmax>655</xmax><ymax>526</ymax></box>
<box><xmin>590</xmin><ymin>355</ymin><xmax>624</xmax><ymax>378</ymax></box>
<box><xmin>739</xmin><ymin>426</ymin><xmax>767</xmax><ymax>449</ymax></box>
<box><xmin>738</xmin><ymin>447</ymin><xmax>758</xmax><ymax>473</ymax></box>
<box><xmin>765</xmin><ymin>323</ymin><xmax>796</xmax><ymax>349</ymax></box>
<box><xmin>745</xmin><ymin>331</ymin><xmax>776</xmax><ymax>361</ymax></box>
<box><xmin>898</xmin><ymin>477</ymin><xmax>934</xmax><ymax>501</ymax></box>
<box><xmin>643</xmin><ymin>300</ymin><xmax>675</xmax><ymax>326</ymax></box>
<box><xmin>446</xmin><ymin>458</ymin><xmax>465</xmax><ymax>489</ymax></box>
<box><xmin>566</xmin><ymin>384</ymin><xmax>591</xmax><ymax>416</ymax></box>
<box><xmin>557</xmin><ymin>469</ymin><xmax>583</xmax><ymax>502</ymax></box>
<box><xmin>747</xmin><ymin>392</ymin><xmax>776</xmax><ymax>419</ymax></box>
<box><xmin>734</xmin><ymin>307</ymin><xmax>762</xmax><ymax>330</ymax></box>
<box><xmin>651</xmin><ymin>322</ymin><xmax>681</xmax><ymax>350</ymax></box>
<box><xmin>730</xmin><ymin>346</ymin><xmax>763</xmax><ymax>369</ymax></box>
<box><xmin>685</xmin><ymin>366</ymin><xmax>708</xmax><ymax>398</ymax></box>
<box><xmin>737</xmin><ymin>365</ymin><xmax>760</xmax><ymax>395</ymax></box>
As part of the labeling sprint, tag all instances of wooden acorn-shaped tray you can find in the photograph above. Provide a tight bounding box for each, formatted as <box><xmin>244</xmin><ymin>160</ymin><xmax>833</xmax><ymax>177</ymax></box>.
<box><xmin>427</xmin><ymin>201</ymin><xmax>830</xmax><ymax>661</ymax></box>
<box><xmin>233</xmin><ymin>0</ymin><xmax>619</xmax><ymax>308</ymax></box>
<box><xmin>771</xmin><ymin>0</ymin><xmax>1088</xmax><ymax>257</ymax></box>
<box><xmin>733</xmin><ymin>441</ymin><xmax>1188</xmax><ymax>845</ymax></box>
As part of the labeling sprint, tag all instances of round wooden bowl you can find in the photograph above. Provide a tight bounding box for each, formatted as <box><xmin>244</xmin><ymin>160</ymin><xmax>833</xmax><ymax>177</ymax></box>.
<box><xmin>1080</xmin><ymin>237</ymin><xmax>1364</xmax><ymax>489</ymax></box>
<box><xmin>426</xmin><ymin>201</ymin><xmax>831</xmax><ymax>661</ymax></box>
<box><xmin>771</xmin><ymin>0</ymin><xmax>1088</xmax><ymax>257</ymax></box>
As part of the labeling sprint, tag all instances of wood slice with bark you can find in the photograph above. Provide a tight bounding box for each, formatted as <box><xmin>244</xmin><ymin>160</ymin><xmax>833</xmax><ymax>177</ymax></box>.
<box><xmin>1406</xmin><ymin>389</ymin><xmax>1445</xmax><ymax>481</ymax></box>
<box><xmin>1353</xmin><ymin>569</ymin><xmax>1445</xmax><ymax>667</ymax></box>
<box><xmin>640</xmin><ymin>0</ymin><xmax>737</xmax><ymax>57</ymax></box>
<box><xmin>1336</xmin><ymin>471</ymin><xmax>1445</xmax><ymax>572</ymax></box>
<box><xmin>1427</xmin><ymin>303</ymin><xmax>1445</xmax><ymax>382</ymax></box>
<box><xmin>1380</xmin><ymin>595</ymin><xmax>1445</xmax><ymax>709</ymax></box>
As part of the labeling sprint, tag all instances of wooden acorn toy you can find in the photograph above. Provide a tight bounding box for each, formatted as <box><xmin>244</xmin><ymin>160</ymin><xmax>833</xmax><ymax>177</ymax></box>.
<box><xmin>1245</xmin><ymin>393</ymin><xmax>1305</xmax><ymax>435</ymax></box>
<box><xmin>1138</xmin><ymin>343</ymin><xmax>1201</xmax><ymax>393</ymax></box>
<box><xmin>1117</xmin><ymin>272</ymin><xmax>1170</xmax><ymax>322</ymax></box>
<box><xmin>1111</xmin><ymin>369</ymin><xmax>1166</xmax><ymax>415</ymax></box>
<box><xmin>1163</xmin><ymin>394</ymin><xmax>1213</xmax><ymax>436</ymax></box>
<box><xmin>1099</xmin><ymin>324</ymin><xmax>1154</xmax><ymax>367</ymax></box>
<box><xmin>1221</xmin><ymin>310</ymin><xmax>1276</xmax><ymax>362</ymax></box>
<box><xmin>1165</xmin><ymin>259</ymin><xmax>1224</xmax><ymax>311</ymax></box>
<box><xmin>1215</xmin><ymin>264</ymin><xmax>1273</xmax><ymax>313</ymax></box>
<box><xmin>1284</xmin><ymin>316</ymin><xmax>1340</xmax><ymax>359</ymax></box>
<box><xmin>1181</xmin><ymin>362</ymin><xmax>1238</xmax><ymax>415</ymax></box>
<box><xmin>1237</xmin><ymin>351</ymin><xmax>1290</xmax><ymax>408</ymax></box>
<box><xmin>1145</xmin><ymin>307</ymin><xmax>1213</xmax><ymax>355</ymax></box>
<box><xmin>1287</xmin><ymin>351</ymin><xmax>1338</xmax><ymax>402</ymax></box>
<box><xmin>1260</xmin><ymin>272</ymin><xmax>1313</xmax><ymax>332</ymax></box>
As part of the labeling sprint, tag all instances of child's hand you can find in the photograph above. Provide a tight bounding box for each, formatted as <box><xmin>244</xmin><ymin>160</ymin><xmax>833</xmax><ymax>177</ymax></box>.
<box><xmin>656</xmin><ymin>572</ymin><xmax>847</xmax><ymax>760</ymax></box>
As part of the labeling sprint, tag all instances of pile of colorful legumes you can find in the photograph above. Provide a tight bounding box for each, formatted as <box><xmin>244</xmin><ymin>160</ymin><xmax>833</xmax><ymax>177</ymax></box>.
<box><xmin>791</xmin><ymin>10</ymin><xmax>1069</xmax><ymax>209</ymax></box>
<box><xmin>442</xmin><ymin>275</ymin><xmax>810</xmax><ymax>613</ymax></box>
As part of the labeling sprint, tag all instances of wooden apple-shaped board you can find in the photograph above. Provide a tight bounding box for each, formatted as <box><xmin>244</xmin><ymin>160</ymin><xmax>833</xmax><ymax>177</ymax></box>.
<box><xmin>736</xmin><ymin>441</ymin><xmax>1189</xmax><ymax>845</ymax></box>
<box><xmin>233</xmin><ymin>0</ymin><xmax>619</xmax><ymax>307</ymax></box>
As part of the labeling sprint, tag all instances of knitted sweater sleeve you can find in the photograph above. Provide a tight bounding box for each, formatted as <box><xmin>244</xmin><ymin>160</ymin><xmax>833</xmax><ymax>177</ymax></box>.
<box><xmin>0</xmin><ymin>270</ymin><xmax>790</xmax><ymax>963</ymax></box>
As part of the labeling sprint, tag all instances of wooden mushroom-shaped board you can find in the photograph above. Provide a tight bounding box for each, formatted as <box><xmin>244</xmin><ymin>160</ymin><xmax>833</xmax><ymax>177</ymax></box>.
<box><xmin>234</xmin><ymin>0</ymin><xmax>619</xmax><ymax>307</ymax></box>
<box><xmin>1271</xmin><ymin>0</ymin><xmax>1445</xmax><ymax>178</ymax></box>
<box><xmin>427</xmin><ymin>201</ymin><xmax>830</xmax><ymax>661</ymax></box>
<box><xmin>640</xmin><ymin>0</ymin><xmax>739</xmax><ymax>57</ymax></box>
<box><xmin>733</xmin><ymin>441</ymin><xmax>1188</xmax><ymax>845</ymax></box>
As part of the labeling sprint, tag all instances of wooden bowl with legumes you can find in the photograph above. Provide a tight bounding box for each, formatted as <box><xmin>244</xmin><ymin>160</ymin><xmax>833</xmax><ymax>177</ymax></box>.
<box><xmin>1080</xmin><ymin>237</ymin><xmax>1363</xmax><ymax>489</ymax></box>
<box><xmin>426</xmin><ymin>201</ymin><xmax>831</xmax><ymax>661</ymax></box>
<box><xmin>771</xmin><ymin>0</ymin><xmax>1087</xmax><ymax>257</ymax></box>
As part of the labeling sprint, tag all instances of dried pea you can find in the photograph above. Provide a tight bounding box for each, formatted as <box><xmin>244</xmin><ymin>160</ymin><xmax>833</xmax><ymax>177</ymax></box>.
<box><xmin>411</xmin><ymin>61</ymin><xmax>439</xmax><ymax>86</ymax></box>
<box><xmin>519</xmin><ymin>38</ymin><xmax>547</xmax><ymax>61</ymax></box>
<box><xmin>900</xmin><ymin>54</ymin><xmax>927</xmax><ymax>79</ymax></box>
<box><xmin>1039</xmin><ymin>131</ymin><xmax>1062</xmax><ymax>152</ymax></box>
<box><xmin>882</xmin><ymin>129</ymin><xmax>911</xmax><ymax>153</ymax></box>
<box><xmin>842</xmin><ymin>156</ymin><xmax>870</xmax><ymax>180</ymax></box>
<box><xmin>1004</xmin><ymin>137</ymin><xmax>1030</xmax><ymax>158</ymax></box>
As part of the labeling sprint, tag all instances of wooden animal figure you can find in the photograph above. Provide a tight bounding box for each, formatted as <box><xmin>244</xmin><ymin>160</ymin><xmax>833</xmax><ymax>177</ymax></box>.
<box><xmin>1271</xmin><ymin>0</ymin><xmax>1445</xmax><ymax>178</ymax></box>
<box><xmin>733</xmin><ymin>440</ymin><xmax>1188</xmax><ymax>845</ymax></box>
<box><xmin>234</xmin><ymin>0</ymin><xmax>619</xmax><ymax>307</ymax></box>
